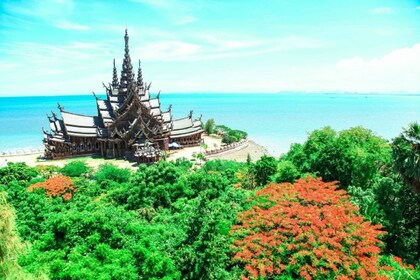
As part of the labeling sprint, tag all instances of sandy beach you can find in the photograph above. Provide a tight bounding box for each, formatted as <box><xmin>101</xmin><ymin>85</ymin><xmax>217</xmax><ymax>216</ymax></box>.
<box><xmin>0</xmin><ymin>136</ymin><xmax>271</xmax><ymax>170</ymax></box>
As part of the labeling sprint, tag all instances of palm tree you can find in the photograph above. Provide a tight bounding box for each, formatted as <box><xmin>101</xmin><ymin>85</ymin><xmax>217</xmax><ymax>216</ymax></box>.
<box><xmin>392</xmin><ymin>122</ymin><xmax>420</xmax><ymax>259</ymax></box>
<box><xmin>393</xmin><ymin>122</ymin><xmax>420</xmax><ymax>193</ymax></box>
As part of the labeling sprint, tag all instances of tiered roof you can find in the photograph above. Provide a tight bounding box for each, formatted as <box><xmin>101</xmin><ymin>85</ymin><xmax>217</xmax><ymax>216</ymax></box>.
<box><xmin>43</xmin><ymin>29</ymin><xmax>203</xmax><ymax>155</ymax></box>
<box><xmin>171</xmin><ymin>112</ymin><xmax>203</xmax><ymax>139</ymax></box>
<box><xmin>60</xmin><ymin>111</ymin><xmax>99</xmax><ymax>137</ymax></box>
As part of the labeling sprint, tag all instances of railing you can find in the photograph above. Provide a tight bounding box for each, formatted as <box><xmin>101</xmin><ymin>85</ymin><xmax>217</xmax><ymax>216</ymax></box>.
<box><xmin>204</xmin><ymin>138</ymin><xmax>248</xmax><ymax>157</ymax></box>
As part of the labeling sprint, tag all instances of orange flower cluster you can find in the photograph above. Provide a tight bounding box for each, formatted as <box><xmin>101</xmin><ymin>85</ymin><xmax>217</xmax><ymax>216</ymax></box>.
<box><xmin>28</xmin><ymin>175</ymin><xmax>75</xmax><ymax>201</ymax></box>
<box><xmin>230</xmin><ymin>177</ymin><xmax>387</xmax><ymax>280</ymax></box>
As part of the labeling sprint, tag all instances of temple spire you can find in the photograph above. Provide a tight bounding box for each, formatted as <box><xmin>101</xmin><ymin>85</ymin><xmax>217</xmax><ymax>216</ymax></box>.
<box><xmin>137</xmin><ymin>60</ymin><xmax>144</xmax><ymax>89</ymax></box>
<box><xmin>112</xmin><ymin>59</ymin><xmax>119</xmax><ymax>88</ymax></box>
<box><xmin>119</xmin><ymin>29</ymin><xmax>134</xmax><ymax>96</ymax></box>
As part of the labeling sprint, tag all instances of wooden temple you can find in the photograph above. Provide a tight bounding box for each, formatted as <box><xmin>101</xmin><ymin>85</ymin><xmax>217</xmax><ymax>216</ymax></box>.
<box><xmin>43</xmin><ymin>30</ymin><xmax>203</xmax><ymax>163</ymax></box>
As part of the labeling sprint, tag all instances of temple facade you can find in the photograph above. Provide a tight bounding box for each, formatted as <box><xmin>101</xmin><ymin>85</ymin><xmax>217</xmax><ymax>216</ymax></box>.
<box><xmin>43</xmin><ymin>30</ymin><xmax>203</xmax><ymax>163</ymax></box>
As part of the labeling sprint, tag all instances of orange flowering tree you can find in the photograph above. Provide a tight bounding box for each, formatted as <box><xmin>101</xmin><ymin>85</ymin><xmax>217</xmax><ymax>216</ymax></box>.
<box><xmin>28</xmin><ymin>175</ymin><xmax>75</xmax><ymax>201</ymax></box>
<box><xmin>230</xmin><ymin>177</ymin><xmax>387</xmax><ymax>280</ymax></box>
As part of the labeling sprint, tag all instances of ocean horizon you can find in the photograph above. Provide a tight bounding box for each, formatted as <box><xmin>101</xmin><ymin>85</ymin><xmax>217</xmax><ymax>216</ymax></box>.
<box><xmin>0</xmin><ymin>93</ymin><xmax>419</xmax><ymax>156</ymax></box>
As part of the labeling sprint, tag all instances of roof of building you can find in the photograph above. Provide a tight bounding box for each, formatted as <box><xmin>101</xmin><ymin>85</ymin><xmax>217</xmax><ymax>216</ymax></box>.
<box><xmin>150</xmin><ymin>97</ymin><xmax>160</xmax><ymax>108</ymax></box>
<box><xmin>150</xmin><ymin>107</ymin><xmax>161</xmax><ymax>117</ymax></box>
<box><xmin>162</xmin><ymin>111</ymin><xmax>172</xmax><ymax>123</ymax></box>
<box><xmin>61</xmin><ymin>111</ymin><xmax>99</xmax><ymax>137</ymax></box>
<box><xmin>170</xmin><ymin>116</ymin><xmax>203</xmax><ymax>138</ymax></box>
<box><xmin>96</xmin><ymin>99</ymin><xmax>115</xmax><ymax>125</ymax></box>
<box><xmin>172</xmin><ymin>117</ymin><xmax>193</xmax><ymax>130</ymax></box>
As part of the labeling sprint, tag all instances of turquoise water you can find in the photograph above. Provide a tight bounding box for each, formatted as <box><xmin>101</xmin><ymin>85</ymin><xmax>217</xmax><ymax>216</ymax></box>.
<box><xmin>0</xmin><ymin>93</ymin><xmax>419</xmax><ymax>156</ymax></box>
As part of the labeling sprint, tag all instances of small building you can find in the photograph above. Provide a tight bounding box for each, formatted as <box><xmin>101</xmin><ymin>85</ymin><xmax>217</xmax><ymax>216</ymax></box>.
<box><xmin>43</xmin><ymin>30</ymin><xmax>203</xmax><ymax>163</ymax></box>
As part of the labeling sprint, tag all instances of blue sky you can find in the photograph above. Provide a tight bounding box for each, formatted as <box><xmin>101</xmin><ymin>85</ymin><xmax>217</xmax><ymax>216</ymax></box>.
<box><xmin>0</xmin><ymin>0</ymin><xmax>419</xmax><ymax>96</ymax></box>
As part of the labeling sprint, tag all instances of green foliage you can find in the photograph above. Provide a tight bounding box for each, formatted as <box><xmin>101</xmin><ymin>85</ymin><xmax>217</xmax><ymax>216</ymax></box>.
<box><xmin>217</xmin><ymin>125</ymin><xmax>248</xmax><ymax>144</ymax></box>
<box><xmin>0</xmin><ymin>157</ymin><xmax>253</xmax><ymax>279</ymax></box>
<box><xmin>372</xmin><ymin>174</ymin><xmax>420</xmax><ymax>264</ymax></box>
<box><xmin>246</xmin><ymin>153</ymin><xmax>252</xmax><ymax>165</ymax></box>
<box><xmin>0</xmin><ymin>191</ymin><xmax>47</xmax><ymax>279</ymax></box>
<box><xmin>379</xmin><ymin>255</ymin><xmax>420</xmax><ymax>279</ymax></box>
<box><xmin>94</xmin><ymin>163</ymin><xmax>131</xmax><ymax>184</ymax></box>
<box><xmin>0</xmin><ymin>162</ymin><xmax>38</xmax><ymax>185</ymax></box>
<box><xmin>347</xmin><ymin>185</ymin><xmax>384</xmax><ymax>225</ymax></box>
<box><xmin>272</xmin><ymin>159</ymin><xmax>300</xmax><ymax>183</ymax></box>
<box><xmin>202</xmin><ymin>159</ymin><xmax>244</xmax><ymax>184</ymax></box>
<box><xmin>254</xmin><ymin>155</ymin><xmax>277</xmax><ymax>186</ymax></box>
<box><xmin>392</xmin><ymin>122</ymin><xmax>420</xmax><ymax>193</ymax></box>
<box><xmin>336</xmin><ymin>127</ymin><xmax>391</xmax><ymax>188</ymax></box>
<box><xmin>2</xmin><ymin>122</ymin><xmax>420</xmax><ymax>278</ymax></box>
<box><xmin>283</xmin><ymin>126</ymin><xmax>391</xmax><ymax>189</ymax></box>
<box><xmin>204</xmin><ymin>118</ymin><xmax>216</xmax><ymax>134</ymax></box>
<box><xmin>170</xmin><ymin>188</ymin><xmax>249</xmax><ymax>279</ymax></box>
<box><xmin>60</xmin><ymin>161</ymin><xmax>90</xmax><ymax>177</ymax></box>
<box><xmin>392</xmin><ymin>122</ymin><xmax>420</xmax><ymax>260</ymax></box>
<box><xmin>221</xmin><ymin>134</ymin><xmax>236</xmax><ymax>144</ymax></box>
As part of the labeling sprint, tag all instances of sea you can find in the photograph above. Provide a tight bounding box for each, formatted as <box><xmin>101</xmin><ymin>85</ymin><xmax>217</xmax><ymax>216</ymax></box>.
<box><xmin>0</xmin><ymin>93</ymin><xmax>419</xmax><ymax>156</ymax></box>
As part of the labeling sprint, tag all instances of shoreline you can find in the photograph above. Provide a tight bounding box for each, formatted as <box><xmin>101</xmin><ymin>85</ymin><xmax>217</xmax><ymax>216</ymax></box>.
<box><xmin>0</xmin><ymin>137</ymin><xmax>271</xmax><ymax>170</ymax></box>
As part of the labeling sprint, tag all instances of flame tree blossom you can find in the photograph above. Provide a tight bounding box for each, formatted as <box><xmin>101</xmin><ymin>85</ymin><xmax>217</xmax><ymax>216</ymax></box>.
<box><xmin>230</xmin><ymin>177</ymin><xmax>388</xmax><ymax>279</ymax></box>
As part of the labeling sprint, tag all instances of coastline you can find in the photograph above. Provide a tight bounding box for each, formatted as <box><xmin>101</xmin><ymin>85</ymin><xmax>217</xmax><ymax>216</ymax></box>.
<box><xmin>0</xmin><ymin>136</ymin><xmax>271</xmax><ymax>170</ymax></box>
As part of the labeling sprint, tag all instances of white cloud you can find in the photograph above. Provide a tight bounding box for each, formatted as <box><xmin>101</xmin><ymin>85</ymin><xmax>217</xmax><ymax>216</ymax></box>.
<box><xmin>55</xmin><ymin>21</ymin><xmax>90</xmax><ymax>31</ymax></box>
<box><xmin>372</xmin><ymin>7</ymin><xmax>394</xmax><ymax>15</ymax></box>
<box><xmin>130</xmin><ymin>34</ymin><xmax>323</xmax><ymax>62</ymax></box>
<box><xmin>307</xmin><ymin>44</ymin><xmax>420</xmax><ymax>93</ymax></box>
<box><xmin>173</xmin><ymin>16</ymin><xmax>197</xmax><ymax>26</ymax></box>
<box><xmin>3</xmin><ymin>0</ymin><xmax>74</xmax><ymax>19</ymax></box>
<box><xmin>0</xmin><ymin>40</ymin><xmax>115</xmax><ymax>95</ymax></box>
<box><xmin>131</xmin><ymin>0</ymin><xmax>173</xmax><ymax>9</ymax></box>
<box><xmin>135</xmin><ymin>41</ymin><xmax>202</xmax><ymax>60</ymax></box>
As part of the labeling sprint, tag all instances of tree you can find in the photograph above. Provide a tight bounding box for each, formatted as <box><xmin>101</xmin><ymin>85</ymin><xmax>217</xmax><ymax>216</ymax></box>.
<box><xmin>335</xmin><ymin>127</ymin><xmax>391</xmax><ymax>188</ymax></box>
<box><xmin>254</xmin><ymin>155</ymin><xmax>277</xmax><ymax>186</ymax></box>
<box><xmin>246</xmin><ymin>154</ymin><xmax>252</xmax><ymax>165</ymax></box>
<box><xmin>283</xmin><ymin>126</ymin><xmax>391</xmax><ymax>189</ymax></box>
<box><xmin>371</xmin><ymin>174</ymin><xmax>419</xmax><ymax>264</ymax></box>
<box><xmin>272</xmin><ymin>159</ymin><xmax>300</xmax><ymax>183</ymax></box>
<box><xmin>392</xmin><ymin>122</ymin><xmax>420</xmax><ymax>193</ymax></box>
<box><xmin>392</xmin><ymin>122</ymin><xmax>420</xmax><ymax>259</ymax></box>
<box><xmin>204</xmin><ymin>118</ymin><xmax>216</xmax><ymax>134</ymax></box>
<box><xmin>230</xmin><ymin>177</ymin><xmax>387</xmax><ymax>279</ymax></box>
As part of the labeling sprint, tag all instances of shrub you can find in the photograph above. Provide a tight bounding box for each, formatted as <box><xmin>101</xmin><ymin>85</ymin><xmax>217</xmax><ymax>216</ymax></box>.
<box><xmin>28</xmin><ymin>175</ymin><xmax>75</xmax><ymax>201</ymax></box>
<box><xmin>94</xmin><ymin>164</ymin><xmax>131</xmax><ymax>184</ymax></box>
<box><xmin>0</xmin><ymin>162</ymin><xmax>38</xmax><ymax>184</ymax></box>
<box><xmin>230</xmin><ymin>177</ymin><xmax>387</xmax><ymax>279</ymax></box>
<box><xmin>61</xmin><ymin>161</ymin><xmax>90</xmax><ymax>177</ymax></box>
<box><xmin>217</xmin><ymin>125</ymin><xmax>247</xmax><ymax>144</ymax></box>
<box><xmin>222</xmin><ymin>134</ymin><xmax>237</xmax><ymax>144</ymax></box>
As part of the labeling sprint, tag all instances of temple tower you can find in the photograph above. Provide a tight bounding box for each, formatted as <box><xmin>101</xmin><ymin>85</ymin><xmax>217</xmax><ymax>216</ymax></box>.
<box><xmin>119</xmin><ymin>29</ymin><xmax>134</xmax><ymax>97</ymax></box>
<box><xmin>137</xmin><ymin>60</ymin><xmax>144</xmax><ymax>90</ymax></box>
<box><xmin>112</xmin><ymin>59</ymin><xmax>119</xmax><ymax>88</ymax></box>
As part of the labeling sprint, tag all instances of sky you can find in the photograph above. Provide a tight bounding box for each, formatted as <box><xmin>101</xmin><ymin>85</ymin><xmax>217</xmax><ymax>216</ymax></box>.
<box><xmin>0</xmin><ymin>0</ymin><xmax>419</xmax><ymax>96</ymax></box>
